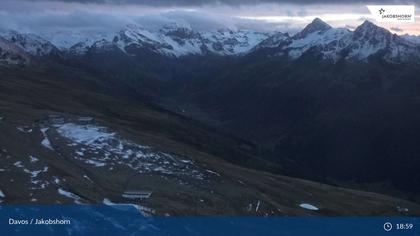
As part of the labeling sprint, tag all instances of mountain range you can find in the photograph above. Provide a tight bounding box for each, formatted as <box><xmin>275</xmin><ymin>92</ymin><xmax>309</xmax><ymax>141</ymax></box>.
<box><xmin>1</xmin><ymin>18</ymin><xmax>419</xmax><ymax>65</ymax></box>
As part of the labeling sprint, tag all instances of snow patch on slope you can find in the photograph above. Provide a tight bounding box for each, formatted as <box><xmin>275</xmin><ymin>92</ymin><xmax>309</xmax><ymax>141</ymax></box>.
<box><xmin>58</xmin><ymin>188</ymin><xmax>83</xmax><ymax>204</ymax></box>
<box><xmin>52</xmin><ymin>121</ymin><xmax>209</xmax><ymax>181</ymax></box>
<box><xmin>56</xmin><ymin>123</ymin><xmax>115</xmax><ymax>145</ymax></box>
<box><xmin>299</xmin><ymin>203</ymin><xmax>319</xmax><ymax>211</ymax></box>
<box><xmin>103</xmin><ymin>198</ymin><xmax>155</xmax><ymax>216</ymax></box>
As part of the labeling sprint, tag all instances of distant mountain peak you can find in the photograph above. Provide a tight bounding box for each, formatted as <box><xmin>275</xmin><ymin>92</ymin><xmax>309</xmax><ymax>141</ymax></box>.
<box><xmin>312</xmin><ymin>18</ymin><xmax>330</xmax><ymax>27</ymax></box>
<box><xmin>359</xmin><ymin>20</ymin><xmax>376</xmax><ymax>27</ymax></box>
<box><xmin>353</xmin><ymin>20</ymin><xmax>392</xmax><ymax>40</ymax></box>
<box><xmin>293</xmin><ymin>18</ymin><xmax>332</xmax><ymax>39</ymax></box>
<box><xmin>355</xmin><ymin>20</ymin><xmax>380</xmax><ymax>32</ymax></box>
<box><xmin>252</xmin><ymin>19</ymin><xmax>419</xmax><ymax>63</ymax></box>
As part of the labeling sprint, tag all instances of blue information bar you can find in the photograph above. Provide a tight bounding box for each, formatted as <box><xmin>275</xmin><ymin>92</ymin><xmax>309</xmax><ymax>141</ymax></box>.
<box><xmin>0</xmin><ymin>205</ymin><xmax>418</xmax><ymax>235</ymax></box>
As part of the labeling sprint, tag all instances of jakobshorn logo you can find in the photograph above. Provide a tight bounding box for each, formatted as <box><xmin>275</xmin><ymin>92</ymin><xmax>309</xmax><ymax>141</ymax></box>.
<box><xmin>367</xmin><ymin>5</ymin><xmax>415</xmax><ymax>23</ymax></box>
<box><xmin>379</xmin><ymin>8</ymin><xmax>385</xmax><ymax>15</ymax></box>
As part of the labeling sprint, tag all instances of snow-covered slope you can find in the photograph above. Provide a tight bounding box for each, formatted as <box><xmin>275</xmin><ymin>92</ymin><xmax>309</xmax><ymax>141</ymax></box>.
<box><xmin>1</xmin><ymin>26</ymin><xmax>271</xmax><ymax>58</ymax></box>
<box><xmin>250</xmin><ymin>18</ymin><xmax>351</xmax><ymax>60</ymax></box>
<box><xmin>253</xmin><ymin>32</ymin><xmax>290</xmax><ymax>49</ymax></box>
<box><xmin>343</xmin><ymin>21</ymin><xmax>419</xmax><ymax>62</ymax></box>
<box><xmin>0</xmin><ymin>30</ymin><xmax>58</xmax><ymax>57</ymax></box>
<box><xmin>42</xmin><ymin>30</ymin><xmax>114</xmax><ymax>51</ymax></box>
<box><xmin>0</xmin><ymin>37</ymin><xmax>31</xmax><ymax>65</ymax></box>
<box><xmin>252</xmin><ymin>18</ymin><xmax>420</xmax><ymax>63</ymax></box>
<box><xmin>201</xmin><ymin>29</ymin><xmax>272</xmax><ymax>55</ymax></box>
<box><xmin>112</xmin><ymin>24</ymin><xmax>199</xmax><ymax>57</ymax></box>
<box><xmin>110</xmin><ymin>24</ymin><xmax>272</xmax><ymax>57</ymax></box>
<box><xmin>288</xmin><ymin>27</ymin><xmax>350</xmax><ymax>59</ymax></box>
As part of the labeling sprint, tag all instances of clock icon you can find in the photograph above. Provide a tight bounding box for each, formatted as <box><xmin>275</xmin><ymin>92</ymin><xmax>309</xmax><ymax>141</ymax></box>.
<box><xmin>384</xmin><ymin>222</ymin><xmax>393</xmax><ymax>232</ymax></box>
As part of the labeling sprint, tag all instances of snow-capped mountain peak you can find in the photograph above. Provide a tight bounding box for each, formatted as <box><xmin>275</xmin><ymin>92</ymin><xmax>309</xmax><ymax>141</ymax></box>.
<box><xmin>288</xmin><ymin>27</ymin><xmax>351</xmax><ymax>59</ymax></box>
<box><xmin>344</xmin><ymin>20</ymin><xmax>419</xmax><ymax>61</ymax></box>
<box><xmin>201</xmin><ymin>29</ymin><xmax>273</xmax><ymax>55</ymax></box>
<box><xmin>252</xmin><ymin>19</ymin><xmax>419</xmax><ymax>63</ymax></box>
<box><xmin>108</xmin><ymin>24</ymin><xmax>272</xmax><ymax>57</ymax></box>
<box><xmin>251</xmin><ymin>32</ymin><xmax>290</xmax><ymax>49</ymax></box>
<box><xmin>119</xmin><ymin>24</ymin><xmax>160</xmax><ymax>43</ymax></box>
<box><xmin>353</xmin><ymin>20</ymin><xmax>392</xmax><ymax>41</ymax></box>
<box><xmin>293</xmin><ymin>18</ymin><xmax>332</xmax><ymax>39</ymax></box>
<box><xmin>113</xmin><ymin>24</ymin><xmax>200</xmax><ymax>56</ymax></box>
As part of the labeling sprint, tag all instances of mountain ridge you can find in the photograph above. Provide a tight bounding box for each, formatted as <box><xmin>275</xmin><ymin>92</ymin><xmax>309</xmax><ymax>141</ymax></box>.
<box><xmin>251</xmin><ymin>19</ymin><xmax>420</xmax><ymax>63</ymax></box>
<box><xmin>1</xmin><ymin>19</ymin><xmax>419</xmax><ymax>66</ymax></box>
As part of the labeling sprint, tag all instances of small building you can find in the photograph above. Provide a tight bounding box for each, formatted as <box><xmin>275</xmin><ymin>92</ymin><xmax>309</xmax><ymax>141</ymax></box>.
<box><xmin>122</xmin><ymin>190</ymin><xmax>152</xmax><ymax>200</ymax></box>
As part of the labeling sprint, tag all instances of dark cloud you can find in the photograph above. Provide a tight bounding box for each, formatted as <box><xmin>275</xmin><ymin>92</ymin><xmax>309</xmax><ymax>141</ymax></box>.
<box><xmin>22</xmin><ymin>0</ymin><xmax>420</xmax><ymax>6</ymax></box>
<box><xmin>0</xmin><ymin>8</ymin><xmax>282</xmax><ymax>34</ymax></box>
<box><xmin>1</xmin><ymin>0</ymin><xmax>418</xmax><ymax>36</ymax></box>
<box><xmin>0</xmin><ymin>0</ymin><xmax>307</xmax><ymax>33</ymax></box>
<box><xmin>391</xmin><ymin>27</ymin><xmax>404</xmax><ymax>32</ymax></box>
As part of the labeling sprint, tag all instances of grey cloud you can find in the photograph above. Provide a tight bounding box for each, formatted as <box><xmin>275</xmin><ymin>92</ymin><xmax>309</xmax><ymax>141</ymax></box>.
<box><xmin>0</xmin><ymin>11</ymin><xmax>131</xmax><ymax>32</ymax></box>
<box><xmin>22</xmin><ymin>0</ymin><xmax>420</xmax><ymax>5</ymax></box>
<box><xmin>0</xmin><ymin>8</ymin><xmax>282</xmax><ymax>35</ymax></box>
<box><xmin>0</xmin><ymin>0</ymin><xmax>305</xmax><ymax>33</ymax></box>
<box><xmin>391</xmin><ymin>27</ymin><xmax>404</xmax><ymax>32</ymax></box>
<box><xmin>1</xmin><ymin>0</ymin><xmax>418</xmax><ymax>36</ymax></box>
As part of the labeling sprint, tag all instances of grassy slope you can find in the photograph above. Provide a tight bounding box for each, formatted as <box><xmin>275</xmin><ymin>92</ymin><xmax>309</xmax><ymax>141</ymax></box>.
<box><xmin>0</xmin><ymin>65</ymin><xmax>420</xmax><ymax>216</ymax></box>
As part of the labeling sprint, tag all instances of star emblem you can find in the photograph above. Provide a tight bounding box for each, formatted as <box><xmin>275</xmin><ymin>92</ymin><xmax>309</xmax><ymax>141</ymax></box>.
<box><xmin>379</xmin><ymin>8</ymin><xmax>385</xmax><ymax>15</ymax></box>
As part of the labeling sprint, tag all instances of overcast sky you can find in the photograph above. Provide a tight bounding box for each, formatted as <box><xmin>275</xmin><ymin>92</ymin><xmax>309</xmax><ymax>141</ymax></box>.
<box><xmin>0</xmin><ymin>0</ymin><xmax>419</xmax><ymax>35</ymax></box>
